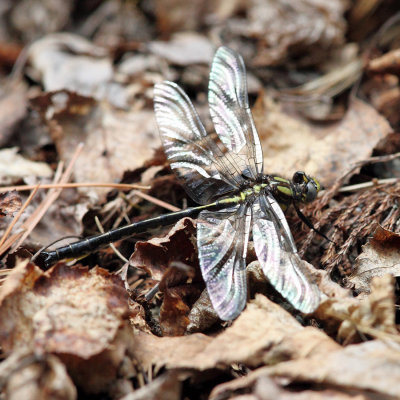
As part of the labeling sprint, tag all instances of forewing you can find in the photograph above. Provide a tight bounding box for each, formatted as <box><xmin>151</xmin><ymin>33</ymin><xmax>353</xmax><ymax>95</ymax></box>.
<box><xmin>252</xmin><ymin>194</ymin><xmax>320</xmax><ymax>313</ymax></box>
<box><xmin>197</xmin><ymin>204</ymin><xmax>251</xmax><ymax>320</ymax></box>
<box><xmin>154</xmin><ymin>82</ymin><xmax>244</xmax><ymax>204</ymax></box>
<box><xmin>208</xmin><ymin>47</ymin><xmax>263</xmax><ymax>180</ymax></box>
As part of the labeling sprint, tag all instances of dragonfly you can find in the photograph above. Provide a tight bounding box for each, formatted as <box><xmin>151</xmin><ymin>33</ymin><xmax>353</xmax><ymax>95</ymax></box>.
<box><xmin>38</xmin><ymin>46</ymin><xmax>321</xmax><ymax>320</ymax></box>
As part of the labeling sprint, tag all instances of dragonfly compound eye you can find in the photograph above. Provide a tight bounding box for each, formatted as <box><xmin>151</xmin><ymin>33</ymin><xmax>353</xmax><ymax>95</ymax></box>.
<box><xmin>305</xmin><ymin>181</ymin><xmax>318</xmax><ymax>202</ymax></box>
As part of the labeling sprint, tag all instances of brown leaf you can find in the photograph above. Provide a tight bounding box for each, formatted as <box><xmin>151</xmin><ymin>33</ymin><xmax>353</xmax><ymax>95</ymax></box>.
<box><xmin>348</xmin><ymin>226</ymin><xmax>400</xmax><ymax>293</ymax></box>
<box><xmin>159</xmin><ymin>262</ymin><xmax>203</xmax><ymax>336</ymax></box>
<box><xmin>316</xmin><ymin>274</ymin><xmax>397</xmax><ymax>344</ymax></box>
<box><xmin>132</xmin><ymin>294</ymin><xmax>339</xmax><ymax>371</ymax></box>
<box><xmin>130</xmin><ymin>218</ymin><xmax>198</xmax><ymax>281</ymax></box>
<box><xmin>186</xmin><ymin>289</ymin><xmax>219</xmax><ymax>333</ymax></box>
<box><xmin>255</xmin><ymin>97</ymin><xmax>391</xmax><ymax>186</ymax></box>
<box><xmin>247</xmin><ymin>0</ymin><xmax>347</xmax><ymax>67</ymax></box>
<box><xmin>0</xmin><ymin>191</ymin><xmax>21</xmax><ymax>217</ymax></box>
<box><xmin>0</xmin><ymin>260</ymin><xmax>135</xmax><ymax>393</ymax></box>
<box><xmin>31</xmin><ymin>90</ymin><xmax>156</xmax><ymax>199</ymax></box>
<box><xmin>0</xmin><ymin>351</ymin><xmax>76</xmax><ymax>400</ymax></box>
<box><xmin>119</xmin><ymin>371</ymin><xmax>182</xmax><ymax>400</ymax></box>
<box><xmin>212</xmin><ymin>374</ymin><xmax>374</xmax><ymax>400</ymax></box>
<box><xmin>27</xmin><ymin>34</ymin><xmax>116</xmax><ymax>100</ymax></box>
<box><xmin>0</xmin><ymin>147</ymin><xmax>53</xmax><ymax>183</ymax></box>
<box><xmin>149</xmin><ymin>33</ymin><xmax>214</xmax><ymax>66</ymax></box>
<box><xmin>0</xmin><ymin>82</ymin><xmax>28</xmax><ymax>146</ymax></box>
<box><xmin>130</xmin><ymin>219</ymin><xmax>204</xmax><ymax>336</ymax></box>
<box><xmin>212</xmin><ymin>340</ymin><xmax>400</xmax><ymax>399</ymax></box>
<box><xmin>154</xmin><ymin>0</ymin><xmax>209</xmax><ymax>34</ymax></box>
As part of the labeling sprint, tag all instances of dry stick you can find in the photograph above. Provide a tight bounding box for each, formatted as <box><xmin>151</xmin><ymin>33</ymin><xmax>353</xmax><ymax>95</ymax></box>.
<box><xmin>133</xmin><ymin>190</ymin><xmax>180</xmax><ymax>212</ymax></box>
<box><xmin>11</xmin><ymin>144</ymin><xmax>84</xmax><ymax>252</ymax></box>
<box><xmin>0</xmin><ymin>185</ymin><xmax>40</xmax><ymax>250</ymax></box>
<box><xmin>0</xmin><ymin>182</ymin><xmax>150</xmax><ymax>193</ymax></box>
<box><xmin>338</xmin><ymin>178</ymin><xmax>397</xmax><ymax>193</ymax></box>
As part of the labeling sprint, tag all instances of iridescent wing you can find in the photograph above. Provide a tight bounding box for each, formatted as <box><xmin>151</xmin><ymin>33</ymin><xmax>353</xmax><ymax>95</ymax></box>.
<box><xmin>208</xmin><ymin>46</ymin><xmax>263</xmax><ymax>181</ymax></box>
<box><xmin>154</xmin><ymin>81</ymin><xmax>252</xmax><ymax>205</ymax></box>
<box><xmin>197</xmin><ymin>203</ymin><xmax>251</xmax><ymax>320</ymax></box>
<box><xmin>252</xmin><ymin>194</ymin><xmax>320</xmax><ymax>313</ymax></box>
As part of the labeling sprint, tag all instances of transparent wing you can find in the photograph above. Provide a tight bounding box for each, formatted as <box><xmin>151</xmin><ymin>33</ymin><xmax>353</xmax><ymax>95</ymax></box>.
<box><xmin>252</xmin><ymin>194</ymin><xmax>320</xmax><ymax>313</ymax></box>
<box><xmin>197</xmin><ymin>203</ymin><xmax>251</xmax><ymax>320</ymax></box>
<box><xmin>208</xmin><ymin>46</ymin><xmax>263</xmax><ymax>180</ymax></box>
<box><xmin>154</xmin><ymin>82</ymin><xmax>247</xmax><ymax>205</ymax></box>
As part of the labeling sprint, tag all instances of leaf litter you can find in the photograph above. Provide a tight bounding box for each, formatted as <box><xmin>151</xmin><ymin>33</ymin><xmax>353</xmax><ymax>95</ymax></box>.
<box><xmin>1</xmin><ymin>1</ymin><xmax>400</xmax><ymax>399</ymax></box>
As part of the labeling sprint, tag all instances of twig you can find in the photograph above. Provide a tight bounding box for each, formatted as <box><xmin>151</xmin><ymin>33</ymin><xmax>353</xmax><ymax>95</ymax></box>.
<box><xmin>0</xmin><ymin>185</ymin><xmax>40</xmax><ymax>250</ymax></box>
<box><xmin>133</xmin><ymin>190</ymin><xmax>180</xmax><ymax>212</ymax></box>
<box><xmin>11</xmin><ymin>144</ymin><xmax>83</xmax><ymax>252</ymax></box>
<box><xmin>339</xmin><ymin>178</ymin><xmax>398</xmax><ymax>193</ymax></box>
<box><xmin>0</xmin><ymin>182</ymin><xmax>150</xmax><ymax>193</ymax></box>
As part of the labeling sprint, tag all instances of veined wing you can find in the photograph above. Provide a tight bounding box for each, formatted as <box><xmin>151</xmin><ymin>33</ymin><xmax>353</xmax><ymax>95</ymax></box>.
<box><xmin>252</xmin><ymin>194</ymin><xmax>320</xmax><ymax>313</ymax></box>
<box><xmin>154</xmin><ymin>81</ymin><xmax>249</xmax><ymax>205</ymax></box>
<box><xmin>208</xmin><ymin>47</ymin><xmax>263</xmax><ymax>181</ymax></box>
<box><xmin>197</xmin><ymin>203</ymin><xmax>251</xmax><ymax>320</ymax></box>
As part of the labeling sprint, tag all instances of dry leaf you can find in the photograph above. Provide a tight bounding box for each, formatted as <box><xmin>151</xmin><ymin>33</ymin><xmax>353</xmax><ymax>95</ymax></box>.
<box><xmin>247</xmin><ymin>340</ymin><xmax>400</xmax><ymax>398</ymax></box>
<box><xmin>0</xmin><ymin>191</ymin><xmax>21</xmax><ymax>217</ymax></box>
<box><xmin>255</xmin><ymin>96</ymin><xmax>391</xmax><ymax>186</ymax></box>
<box><xmin>11</xmin><ymin>0</ymin><xmax>74</xmax><ymax>42</ymax></box>
<box><xmin>130</xmin><ymin>218</ymin><xmax>204</xmax><ymax>336</ymax></box>
<box><xmin>130</xmin><ymin>218</ymin><xmax>198</xmax><ymax>282</ymax></box>
<box><xmin>212</xmin><ymin>373</ymin><xmax>375</xmax><ymax>400</ymax></box>
<box><xmin>149</xmin><ymin>33</ymin><xmax>214</xmax><ymax>66</ymax></box>
<box><xmin>0</xmin><ymin>147</ymin><xmax>53</xmax><ymax>183</ymax></box>
<box><xmin>348</xmin><ymin>226</ymin><xmax>400</xmax><ymax>293</ymax></box>
<box><xmin>27</xmin><ymin>33</ymin><xmax>121</xmax><ymax>103</ymax></box>
<box><xmin>120</xmin><ymin>371</ymin><xmax>182</xmax><ymax>400</ymax></box>
<box><xmin>0</xmin><ymin>82</ymin><xmax>28</xmax><ymax>146</ymax></box>
<box><xmin>31</xmin><ymin>90</ymin><xmax>156</xmax><ymax>199</ymax></box>
<box><xmin>247</xmin><ymin>0</ymin><xmax>347</xmax><ymax>67</ymax></box>
<box><xmin>154</xmin><ymin>0</ymin><xmax>209</xmax><ymax>34</ymax></box>
<box><xmin>316</xmin><ymin>274</ymin><xmax>397</xmax><ymax>344</ymax></box>
<box><xmin>0</xmin><ymin>351</ymin><xmax>76</xmax><ymax>400</ymax></box>
<box><xmin>186</xmin><ymin>289</ymin><xmax>219</xmax><ymax>333</ymax></box>
<box><xmin>0</xmin><ymin>259</ymin><xmax>135</xmax><ymax>393</ymax></box>
<box><xmin>132</xmin><ymin>294</ymin><xmax>339</xmax><ymax>371</ymax></box>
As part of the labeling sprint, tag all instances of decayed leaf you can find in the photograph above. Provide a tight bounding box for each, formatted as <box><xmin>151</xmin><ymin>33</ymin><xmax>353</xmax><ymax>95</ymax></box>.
<box><xmin>27</xmin><ymin>33</ymin><xmax>118</xmax><ymax>102</ymax></box>
<box><xmin>254</xmin><ymin>96</ymin><xmax>391</xmax><ymax>186</ymax></box>
<box><xmin>0</xmin><ymin>147</ymin><xmax>53</xmax><ymax>183</ymax></box>
<box><xmin>154</xmin><ymin>0</ymin><xmax>209</xmax><ymax>34</ymax></box>
<box><xmin>348</xmin><ymin>226</ymin><xmax>400</xmax><ymax>293</ymax></box>
<box><xmin>186</xmin><ymin>289</ymin><xmax>219</xmax><ymax>333</ymax></box>
<box><xmin>316</xmin><ymin>274</ymin><xmax>397</xmax><ymax>344</ymax></box>
<box><xmin>0</xmin><ymin>82</ymin><xmax>28</xmax><ymax>146</ymax></box>
<box><xmin>120</xmin><ymin>371</ymin><xmax>182</xmax><ymax>400</ymax></box>
<box><xmin>31</xmin><ymin>90</ymin><xmax>156</xmax><ymax>199</ymax></box>
<box><xmin>0</xmin><ymin>351</ymin><xmax>76</xmax><ymax>400</ymax></box>
<box><xmin>130</xmin><ymin>218</ymin><xmax>204</xmax><ymax>336</ymax></box>
<box><xmin>0</xmin><ymin>259</ymin><xmax>135</xmax><ymax>393</ymax></box>
<box><xmin>149</xmin><ymin>33</ymin><xmax>214</xmax><ymax>66</ymax></box>
<box><xmin>0</xmin><ymin>191</ymin><xmax>21</xmax><ymax>217</ymax></box>
<box><xmin>159</xmin><ymin>262</ymin><xmax>203</xmax><ymax>336</ymax></box>
<box><xmin>247</xmin><ymin>0</ymin><xmax>347</xmax><ymax>67</ymax></box>
<box><xmin>213</xmin><ymin>340</ymin><xmax>400</xmax><ymax>399</ymax></box>
<box><xmin>212</xmin><ymin>374</ymin><xmax>375</xmax><ymax>400</ymax></box>
<box><xmin>130</xmin><ymin>218</ymin><xmax>198</xmax><ymax>282</ymax></box>
<box><xmin>132</xmin><ymin>294</ymin><xmax>339</xmax><ymax>371</ymax></box>
<box><xmin>11</xmin><ymin>0</ymin><xmax>74</xmax><ymax>42</ymax></box>
<box><xmin>210</xmin><ymin>339</ymin><xmax>400</xmax><ymax>399</ymax></box>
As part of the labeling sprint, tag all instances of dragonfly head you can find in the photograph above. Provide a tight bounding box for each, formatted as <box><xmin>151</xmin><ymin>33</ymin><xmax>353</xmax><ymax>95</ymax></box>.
<box><xmin>292</xmin><ymin>171</ymin><xmax>322</xmax><ymax>204</ymax></box>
